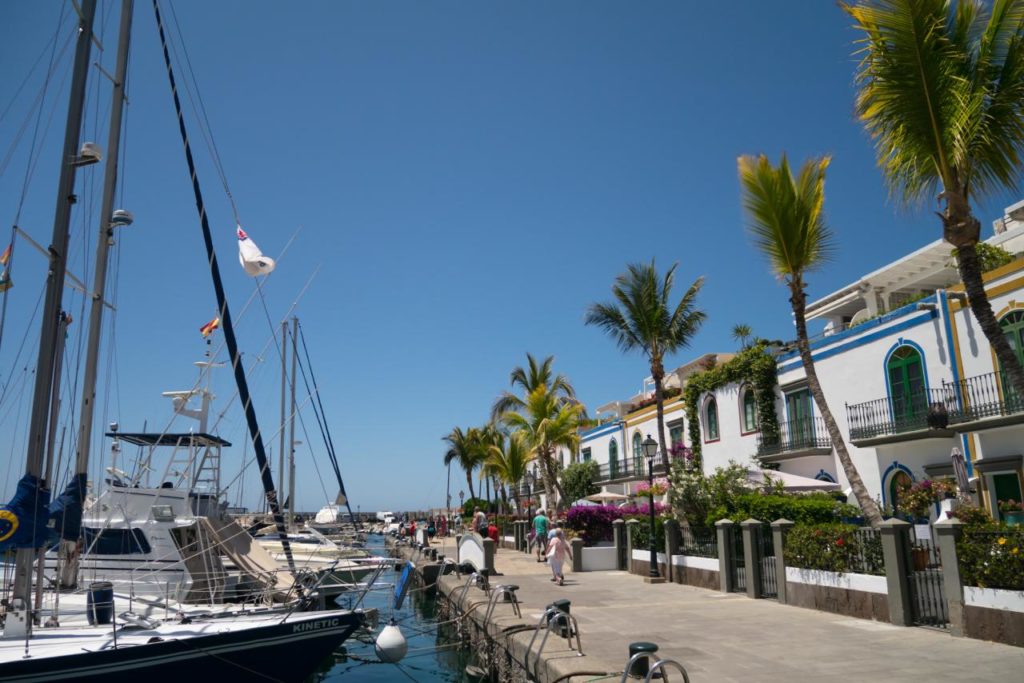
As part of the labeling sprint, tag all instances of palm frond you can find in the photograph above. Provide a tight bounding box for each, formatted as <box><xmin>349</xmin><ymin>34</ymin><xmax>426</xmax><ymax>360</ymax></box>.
<box><xmin>738</xmin><ymin>154</ymin><xmax>835</xmax><ymax>280</ymax></box>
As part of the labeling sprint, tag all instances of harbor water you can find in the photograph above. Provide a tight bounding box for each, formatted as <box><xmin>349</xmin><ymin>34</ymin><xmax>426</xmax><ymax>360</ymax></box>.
<box><xmin>308</xmin><ymin>534</ymin><xmax>473</xmax><ymax>682</ymax></box>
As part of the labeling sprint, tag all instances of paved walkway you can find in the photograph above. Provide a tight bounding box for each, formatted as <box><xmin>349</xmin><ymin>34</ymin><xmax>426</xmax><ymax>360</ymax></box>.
<box><xmin>428</xmin><ymin>536</ymin><xmax>1023</xmax><ymax>682</ymax></box>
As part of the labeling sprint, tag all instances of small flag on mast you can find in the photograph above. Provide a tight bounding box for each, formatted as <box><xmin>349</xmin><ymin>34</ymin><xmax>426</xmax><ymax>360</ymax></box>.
<box><xmin>237</xmin><ymin>225</ymin><xmax>275</xmax><ymax>277</ymax></box>
<box><xmin>199</xmin><ymin>317</ymin><xmax>221</xmax><ymax>338</ymax></box>
<box><xmin>0</xmin><ymin>243</ymin><xmax>12</xmax><ymax>292</ymax></box>
<box><xmin>0</xmin><ymin>244</ymin><xmax>11</xmax><ymax>266</ymax></box>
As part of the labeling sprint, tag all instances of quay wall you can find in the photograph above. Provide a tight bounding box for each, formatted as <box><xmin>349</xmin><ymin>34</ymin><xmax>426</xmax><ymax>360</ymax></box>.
<box><xmin>386</xmin><ymin>537</ymin><xmax>617</xmax><ymax>682</ymax></box>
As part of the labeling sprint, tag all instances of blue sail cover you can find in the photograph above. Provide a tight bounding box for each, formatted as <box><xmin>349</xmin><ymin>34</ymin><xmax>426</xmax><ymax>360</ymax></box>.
<box><xmin>48</xmin><ymin>472</ymin><xmax>87</xmax><ymax>541</ymax></box>
<box><xmin>0</xmin><ymin>474</ymin><xmax>53</xmax><ymax>552</ymax></box>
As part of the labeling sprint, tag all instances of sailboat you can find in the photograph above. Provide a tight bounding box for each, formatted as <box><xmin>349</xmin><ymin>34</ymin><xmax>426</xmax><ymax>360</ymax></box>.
<box><xmin>0</xmin><ymin>1</ymin><xmax>368</xmax><ymax>679</ymax></box>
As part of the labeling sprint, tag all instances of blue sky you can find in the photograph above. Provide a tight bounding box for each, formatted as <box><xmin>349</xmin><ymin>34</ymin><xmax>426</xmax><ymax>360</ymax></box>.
<box><xmin>0</xmin><ymin>1</ymin><xmax>1020</xmax><ymax>514</ymax></box>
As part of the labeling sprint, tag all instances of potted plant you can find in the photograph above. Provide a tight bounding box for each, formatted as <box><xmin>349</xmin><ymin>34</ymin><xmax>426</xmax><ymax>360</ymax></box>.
<box><xmin>998</xmin><ymin>499</ymin><xmax>1024</xmax><ymax>527</ymax></box>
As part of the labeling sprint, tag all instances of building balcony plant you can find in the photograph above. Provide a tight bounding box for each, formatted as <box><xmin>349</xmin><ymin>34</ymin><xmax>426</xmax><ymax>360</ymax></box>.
<box><xmin>998</xmin><ymin>499</ymin><xmax>1024</xmax><ymax>527</ymax></box>
<box><xmin>846</xmin><ymin>387</ymin><xmax>958</xmax><ymax>443</ymax></box>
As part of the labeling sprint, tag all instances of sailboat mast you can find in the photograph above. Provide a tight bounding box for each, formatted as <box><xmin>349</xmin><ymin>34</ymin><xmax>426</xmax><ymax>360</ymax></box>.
<box><xmin>75</xmin><ymin>0</ymin><xmax>134</xmax><ymax>479</ymax></box>
<box><xmin>278</xmin><ymin>319</ymin><xmax>287</xmax><ymax>518</ymax></box>
<box><xmin>288</xmin><ymin>316</ymin><xmax>298</xmax><ymax>525</ymax></box>
<box><xmin>13</xmin><ymin>0</ymin><xmax>98</xmax><ymax>604</ymax></box>
<box><xmin>152</xmin><ymin>0</ymin><xmax>297</xmax><ymax>574</ymax></box>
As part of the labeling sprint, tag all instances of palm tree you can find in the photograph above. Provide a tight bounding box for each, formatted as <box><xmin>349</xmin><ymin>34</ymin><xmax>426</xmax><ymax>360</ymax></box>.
<box><xmin>502</xmin><ymin>386</ymin><xmax>584</xmax><ymax>510</ymax></box>
<box><xmin>732</xmin><ymin>323</ymin><xmax>754</xmax><ymax>350</ymax></box>
<box><xmin>482</xmin><ymin>430</ymin><xmax>535</xmax><ymax>514</ymax></box>
<box><xmin>491</xmin><ymin>354</ymin><xmax>584</xmax><ymax>510</ymax></box>
<box><xmin>844</xmin><ymin>0</ymin><xmax>1024</xmax><ymax>399</ymax></box>
<box><xmin>442</xmin><ymin>426</ymin><xmax>485</xmax><ymax>501</ymax></box>
<box><xmin>738</xmin><ymin>153</ymin><xmax>883</xmax><ymax>527</ymax></box>
<box><xmin>585</xmin><ymin>261</ymin><xmax>706</xmax><ymax>471</ymax></box>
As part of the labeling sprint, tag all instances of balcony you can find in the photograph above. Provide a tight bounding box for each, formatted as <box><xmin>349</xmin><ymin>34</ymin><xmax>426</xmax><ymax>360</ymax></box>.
<box><xmin>593</xmin><ymin>457</ymin><xmax>649</xmax><ymax>484</ymax></box>
<box><xmin>846</xmin><ymin>387</ymin><xmax>957</xmax><ymax>445</ymax></box>
<box><xmin>947</xmin><ymin>371</ymin><xmax>1024</xmax><ymax>429</ymax></box>
<box><xmin>756</xmin><ymin>417</ymin><xmax>832</xmax><ymax>461</ymax></box>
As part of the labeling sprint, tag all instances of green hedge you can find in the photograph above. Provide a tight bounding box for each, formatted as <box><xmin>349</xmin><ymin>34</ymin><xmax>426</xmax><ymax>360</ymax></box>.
<box><xmin>627</xmin><ymin>515</ymin><xmax>667</xmax><ymax>552</ymax></box>
<box><xmin>706</xmin><ymin>492</ymin><xmax>859</xmax><ymax>527</ymax></box>
<box><xmin>957</xmin><ymin>526</ymin><xmax>1024</xmax><ymax>590</ymax></box>
<box><xmin>783</xmin><ymin>524</ymin><xmax>884</xmax><ymax>575</ymax></box>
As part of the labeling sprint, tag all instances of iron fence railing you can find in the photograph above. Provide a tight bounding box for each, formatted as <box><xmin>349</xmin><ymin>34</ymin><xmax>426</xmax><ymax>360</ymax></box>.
<box><xmin>678</xmin><ymin>526</ymin><xmax>717</xmax><ymax>558</ymax></box>
<box><xmin>850</xmin><ymin>528</ymin><xmax>885</xmax><ymax>576</ymax></box>
<box><xmin>846</xmin><ymin>387</ymin><xmax>957</xmax><ymax>440</ymax></box>
<box><xmin>756</xmin><ymin>416</ymin><xmax>831</xmax><ymax>456</ymax></box>
<box><xmin>945</xmin><ymin>370</ymin><xmax>1024</xmax><ymax>423</ymax></box>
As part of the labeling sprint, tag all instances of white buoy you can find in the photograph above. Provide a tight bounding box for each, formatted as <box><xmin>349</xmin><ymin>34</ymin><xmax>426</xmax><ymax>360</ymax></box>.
<box><xmin>374</xmin><ymin>619</ymin><xmax>408</xmax><ymax>663</ymax></box>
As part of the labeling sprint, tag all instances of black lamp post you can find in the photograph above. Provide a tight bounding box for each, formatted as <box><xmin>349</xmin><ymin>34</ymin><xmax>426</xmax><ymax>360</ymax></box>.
<box><xmin>524</xmin><ymin>471</ymin><xmax>535</xmax><ymax>521</ymax></box>
<box><xmin>642</xmin><ymin>434</ymin><xmax>660</xmax><ymax>579</ymax></box>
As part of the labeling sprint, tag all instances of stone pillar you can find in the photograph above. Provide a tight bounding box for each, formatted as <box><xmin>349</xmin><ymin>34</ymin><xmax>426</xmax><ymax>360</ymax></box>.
<box><xmin>613</xmin><ymin>519</ymin><xmax>626</xmax><ymax>570</ymax></box>
<box><xmin>513</xmin><ymin>520</ymin><xmax>523</xmax><ymax>551</ymax></box>
<box><xmin>880</xmin><ymin>519</ymin><xmax>913</xmax><ymax>626</ymax></box>
<box><xmin>716</xmin><ymin>519</ymin><xmax>734</xmax><ymax>593</ymax></box>
<box><xmin>663</xmin><ymin>519</ymin><xmax>679</xmax><ymax>583</ymax></box>
<box><xmin>934</xmin><ymin>518</ymin><xmax>966</xmax><ymax>637</ymax></box>
<box><xmin>455</xmin><ymin>534</ymin><xmax>462</xmax><ymax>565</ymax></box>
<box><xmin>771</xmin><ymin>519</ymin><xmax>794</xmax><ymax>605</ymax></box>
<box><xmin>741</xmin><ymin>519</ymin><xmax>762</xmax><ymax>599</ymax></box>
<box><xmin>482</xmin><ymin>537</ymin><xmax>496</xmax><ymax>576</ymax></box>
<box><xmin>570</xmin><ymin>537</ymin><xmax>584</xmax><ymax>573</ymax></box>
<box><xmin>626</xmin><ymin>519</ymin><xmax>640</xmax><ymax>573</ymax></box>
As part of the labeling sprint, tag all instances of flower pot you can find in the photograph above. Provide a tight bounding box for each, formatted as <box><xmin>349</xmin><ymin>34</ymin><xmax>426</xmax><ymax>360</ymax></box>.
<box><xmin>1004</xmin><ymin>511</ymin><xmax>1024</xmax><ymax>527</ymax></box>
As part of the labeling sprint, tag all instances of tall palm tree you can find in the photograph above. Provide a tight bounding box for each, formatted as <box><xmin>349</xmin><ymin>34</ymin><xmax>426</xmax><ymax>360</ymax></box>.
<box><xmin>738</xmin><ymin>153</ymin><xmax>883</xmax><ymax>527</ymax></box>
<box><xmin>732</xmin><ymin>323</ymin><xmax>753</xmax><ymax>350</ymax></box>
<box><xmin>492</xmin><ymin>354</ymin><xmax>584</xmax><ymax>510</ymax></box>
<box><xmin>845</xmin><ymin>0</ymin><xmax>1024</xmax><ymax>399</ymax></box>
<box><xmin>442</xmin><ymin>426</ymin><xmax>485</xmax><ymax>501</ymax></box>
<box><xmin>585</xmin><ymin>261</ymin><xmax>706</xmax><ymax>471</ymax></box>
<box><xmin>482</xmin><ymin>430</ymin><xmax>535</xmax><ymax>514</ymax></box>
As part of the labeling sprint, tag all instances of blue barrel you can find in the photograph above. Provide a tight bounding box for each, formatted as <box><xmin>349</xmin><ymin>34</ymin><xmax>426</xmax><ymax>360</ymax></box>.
<box><xmin>87</xmin><ymin>581</ymin><xmax>114</xmax><ymax>625</ymax></box>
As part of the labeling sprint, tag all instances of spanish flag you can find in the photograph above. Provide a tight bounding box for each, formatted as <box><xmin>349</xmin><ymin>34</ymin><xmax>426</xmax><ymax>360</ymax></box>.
<box><xmin>0</xmin><ymin>244</ymin><xmax>11</xmax><ymax>266</ymax></box>
<box><xmin>199</xmin><ymin>317</ymin><xmax>220</xmax><ymax>338</ymax></box>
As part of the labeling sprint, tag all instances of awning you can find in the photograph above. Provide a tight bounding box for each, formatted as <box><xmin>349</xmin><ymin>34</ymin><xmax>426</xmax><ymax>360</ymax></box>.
<box><xmin>748</xmin><ymin>469</ymin><xmax>839</xmax><ymax>492</ymax></box>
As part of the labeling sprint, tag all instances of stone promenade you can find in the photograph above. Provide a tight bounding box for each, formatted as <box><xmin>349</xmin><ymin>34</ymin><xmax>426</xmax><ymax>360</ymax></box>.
<box><xmin>427</xmin><ymin>536</ymin><xmax>1022</xmax><ymax>682</ymax></box>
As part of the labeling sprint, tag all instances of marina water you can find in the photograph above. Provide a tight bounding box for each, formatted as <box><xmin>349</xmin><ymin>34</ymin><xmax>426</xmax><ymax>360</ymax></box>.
<box><xmin>308</xmin><ymin>535</ymin><xmax>472</xmax><ymax>682</ymax></box>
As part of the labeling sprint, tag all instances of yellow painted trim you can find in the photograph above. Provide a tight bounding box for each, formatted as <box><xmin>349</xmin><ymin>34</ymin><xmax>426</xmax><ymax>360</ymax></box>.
<box><xmin>623</xmin><ymin>396</ymin><xmax>683</xmax><ymax>425</ymax></box>
<box><xmin>949</xmin><ymin>274</ymin><xmax>1024</xmax><ymax>312</ymax></box>
<box><xmin>947</xmin><ymin>255</ymin><xmax>1024</xmax><ymax>296</ymax></box>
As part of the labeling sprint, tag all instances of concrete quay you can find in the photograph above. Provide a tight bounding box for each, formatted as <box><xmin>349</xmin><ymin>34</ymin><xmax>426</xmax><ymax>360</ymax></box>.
<box><xmin>393</xmin><ymin>535</ymin><xmax>1023</xmax><ymax>682</ymax></box>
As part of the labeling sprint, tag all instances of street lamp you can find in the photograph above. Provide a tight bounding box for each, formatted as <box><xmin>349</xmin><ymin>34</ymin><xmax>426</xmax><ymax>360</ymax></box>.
<box><xmin>642</xmin><ymin>434</ymin><xmax>660</xmax><ymax>579</ymax></box>
<box><xmin>523</xmin><ymin>471</ymin><xmax>536</xmax><ymax>521</ymax></box>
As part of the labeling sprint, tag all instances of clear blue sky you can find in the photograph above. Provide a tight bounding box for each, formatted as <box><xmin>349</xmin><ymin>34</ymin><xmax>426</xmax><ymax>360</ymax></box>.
<box><xmin>1</xmin><ymin>1</ymin><xmax>1019</xmax><ymax>514</ymax></box>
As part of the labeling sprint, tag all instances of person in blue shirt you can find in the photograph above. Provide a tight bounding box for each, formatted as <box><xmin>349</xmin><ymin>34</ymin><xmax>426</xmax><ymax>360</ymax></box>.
<box><xmin>532</xmin><ymin>509</ymin><xmax>549</xmax><ymax>562</ymax></box>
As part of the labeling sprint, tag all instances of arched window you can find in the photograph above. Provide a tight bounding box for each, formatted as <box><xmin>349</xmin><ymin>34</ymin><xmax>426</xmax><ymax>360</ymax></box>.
<box><xmin>704</xmin><ymin>397</ymin><xmax>719</xmax><ymax>442</ymax></box>
<box><xmin>887</xmin><ymin>345</ymin><xmax>925</xmax><ymax>424</ymax></box>
<box><xmin>741</xmin><ymin>387</ymin><xmax>758</xmax><ymax>433</ymax></box>
<box><xmin>889</xmin><ymin>471</ymin><xmax>912</xmax><ymax>517</ymax></box>
<box><xmin>814</xmin><ymin>470</ymin><xmax>836</xmax><ymax>483</ymax></box>
<box><xmin>609</xmin><ymin>438</ymin><xmax>619</xmax><ymax>478</ymax></box>
<box><xmin>999</xmin><ymin>311</ymin><xmax>1024</xmax><ymax>400</ymax></box>
<box><xmin>632</xmin><ymin>432</ymin><xmax>643</xmax><ymax>473</ymax></box>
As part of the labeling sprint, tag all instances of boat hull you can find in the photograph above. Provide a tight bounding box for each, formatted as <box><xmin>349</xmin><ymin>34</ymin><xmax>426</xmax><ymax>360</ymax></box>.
<box><xmin>0</xmin><ymin>611</ymin><xmax>364</xmax><ymax>683</ymax></box>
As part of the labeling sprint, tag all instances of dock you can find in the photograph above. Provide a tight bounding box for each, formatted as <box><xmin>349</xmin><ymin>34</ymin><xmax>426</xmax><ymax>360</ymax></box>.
<box><xmin>388</xmin><ymin>534</ymin><xmax>1023</xmax><ymax>682</ymax></box>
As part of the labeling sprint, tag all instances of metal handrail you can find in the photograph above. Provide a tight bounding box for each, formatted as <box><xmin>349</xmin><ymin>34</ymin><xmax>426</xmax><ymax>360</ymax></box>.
<box><xmin>645</xmin><ymin>659</ymin><xmax>691</xmax><ymax>683</ymax></box>
<box><xmin>456</xmin><ymin>571</ymin><xmax>488</xmax><ymax>607</ymax></box>
<box><xmin>482</xmin><ymin>584</ymin><xmax>521</xmax><ymax>624</ymax></box>
<box><xmin>525</xmin><ymin>607</ymin><xmax>583</xmax><ymax>676</ymax></box>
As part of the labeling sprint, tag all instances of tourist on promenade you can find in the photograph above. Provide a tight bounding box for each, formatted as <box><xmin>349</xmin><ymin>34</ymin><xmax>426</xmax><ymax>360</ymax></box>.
<box><xmin>532</xmin><ymin>509</ymin><xmax>549</xmax><ymax>562</ymax></box>
<box><xmin>487</xmin><ymin>521</ymin><xmax>499</xmax><ymax>543</ymax></box>
<box><xmin>472</xmin><ymin>507</ymin><xmax>488</xmax><ymax>535</ymax></box>
<box><xmin>546</xmin><ymin>529</ymin><xmax>572</xmax><ymax>585</ymax></box>
<box><xmin>439</xmin><ymin>515</ymin><xmax>448</xmax><ymax>537</ymax></box>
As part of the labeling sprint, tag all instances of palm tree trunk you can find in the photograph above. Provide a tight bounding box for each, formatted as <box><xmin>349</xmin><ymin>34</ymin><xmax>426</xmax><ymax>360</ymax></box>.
<box><xmin>790</xmin><ymin>281</ymin><xmax>883</xmax><ymax>528</ymax></box>
<box><xmin>956</xmin><ymin>242</ymin><xmax>1024</xmax><ymax>398</ymax></box>
<box><xmin>652</xmin><ymin>360</ymin><xmax>670</xmax><ymax>473</ymax></box>
<box><xmin>465</xmin><ymin>471</ymin><xmax>476</xmax><ymax>501</ymax></box>
<box><xmin>538</xmin><ymin>446</ymin><xmax>569</xmax><ymax>511</ymax></box>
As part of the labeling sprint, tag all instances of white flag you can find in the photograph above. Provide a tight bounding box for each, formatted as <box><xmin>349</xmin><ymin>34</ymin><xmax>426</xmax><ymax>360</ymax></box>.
<box><xmin>237</xmin><ymin>225</ymin><xmax>275</xmax><ymax>277</ymax></box>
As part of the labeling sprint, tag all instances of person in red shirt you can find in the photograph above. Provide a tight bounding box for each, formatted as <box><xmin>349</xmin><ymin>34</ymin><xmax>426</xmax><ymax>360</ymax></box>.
<box><xmin>409</xmin><ymin>520</ymin><xmax>417</xmax><ymax>539</ymax></box>
<box><xmin>487</xmin><ymin>521</ymin><xmax>499</xmax><ymax>543</ymax></box>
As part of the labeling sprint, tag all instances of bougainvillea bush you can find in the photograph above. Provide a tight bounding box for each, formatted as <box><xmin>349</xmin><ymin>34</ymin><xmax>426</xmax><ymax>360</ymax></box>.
<box><xmin>957</xmin><ymin>527</ymin><xmax>1024</xmax><ymax>590</ymax></box>
<box><xmin>565</xmin><ymin>505</ymin><xmax>623</xmax><ymax>546</ymax></box>
<box><xmin>783</xmin><ymin>523</ymin><xmax>884</xmax><ymax>575</ymax></box>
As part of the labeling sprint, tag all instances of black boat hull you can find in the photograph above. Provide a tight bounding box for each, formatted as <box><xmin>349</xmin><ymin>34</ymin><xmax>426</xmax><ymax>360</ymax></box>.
<box><xmin>0</xmin><ymin>612</ymin><xmax>364</xmax><ymax>683</ymax></box>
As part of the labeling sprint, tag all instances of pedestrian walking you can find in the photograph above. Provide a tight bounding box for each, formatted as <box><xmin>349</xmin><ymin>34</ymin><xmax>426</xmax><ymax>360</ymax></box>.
<box><xmin>546</xmin><ymin>529</ymin><xmax>572</xmax><ymax>585</ymax></box>
<box><xmin>532</xmin><ymin>509</ymin><xmax>549</xmax><ymax>562</ymax></box>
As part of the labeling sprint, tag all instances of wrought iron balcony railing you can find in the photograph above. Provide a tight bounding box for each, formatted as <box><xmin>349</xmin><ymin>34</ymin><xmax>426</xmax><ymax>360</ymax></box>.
<box><xmin>756</xmin><ymin>416</ymin><xmax>831</xmax><ymax>457</ymax></box>
<box><xmin>946</xmin><ymin>370</ymin><xmax>1024</xmax><ymax>424</ymax></box>
<box><xmin>846</xmin><ymin>387</ymin><xmax>958</xmax><ymax>441</ymax></box>
<box><xmin>594</xmin><ymin>457</ymin><xmax>649</xmax><ymax>483</ymax></box>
